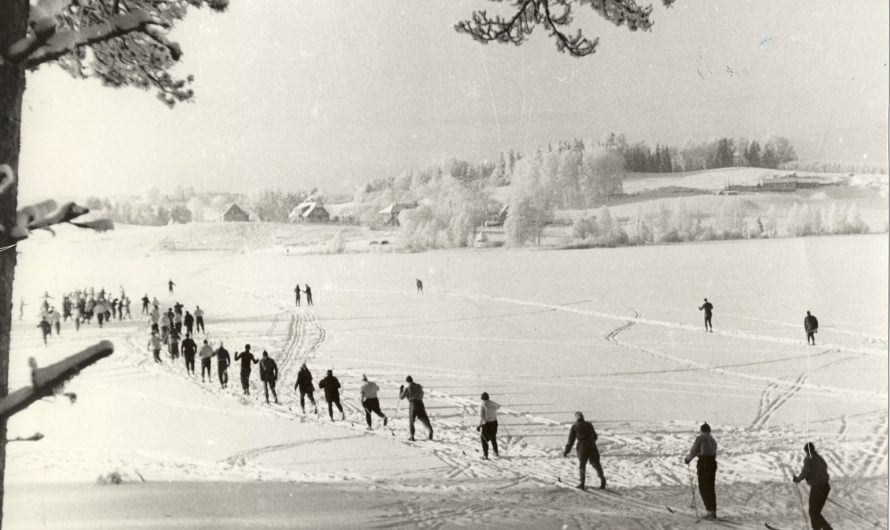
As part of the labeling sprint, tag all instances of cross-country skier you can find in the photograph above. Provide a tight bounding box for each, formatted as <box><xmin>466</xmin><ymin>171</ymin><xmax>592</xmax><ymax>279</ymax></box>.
<box><xmin>294</xmin><ymin>363</ymin><xmax>318</xmax><ymax>414</ymax></box>
<box><xmin>215</xmin><ymin>342</ymin><xmax>231</xmax><ymax>388</ymax></box>
<box><xmin>147</xmin><ymin>331</ymin><xmax>162</xmax><ymax>363</ymax></box>
<box><xmin>793</xmin><ymin>442</ymin><xmax>833</xmax><ymax>530</ymax></box>
<box><xmin>194</xmin><ymin>306</ymin><xmax>205</xmax><ymax>333</ymax></box>
<box><xmin>360</xmin><ymin>374</ymin><xmax>387</xmax><ymax>430</ymax></box>
<box><xmin>198</xmin><ymin>339</ymin><xmax>214</xmax><ymax>382</ymax></box>
<box><xmin>416</xmin><ymin>279</ymin><xmax>423</xmax><ymax>294</ymax></box>
<box><xmin>234</xmin><ymin>344</ymin><xmax>258</xmax><ymax>395</ymax></box>
<box><xmin>294</xmin><ymin>284</ymin><xmax>301</xmax><ymax>307</ymax></box>
<box><xmin>477</xmin><ymin>392</ymin><xmax>500</xmax><ymax>459</ymax></box>
<box><xmin>563</xmin><ymin>411</ymin><xmax>606</xmax><ymax>490</ymax></box>
<box><xmin>684</xmin><ymin>423</ymin><xmax>718</xmax><ymax>520</ymax></box>
<box><xmin>304</xmin><ymin>284</ymin><xmax>313</xmax><ymax>306</ymax></box>
<box><xmin>167</xmin><ymin>331</ymin><xmax>180</xmax><ymax>360</ymax></box>
<box><xmin>399</xmin><ymin>375</ymin><xmax>433</xmax><ymax>441</ymax></box>
<box><xmin>804</xmin><ymin>311</ymin><xmax>819</xmax><ymax>346</ymax></box>
<box><xmin>318</xmin><ymin>369</ymin><xmax>344</xmax><ymax>421</ymax></box>
<box><xmin>95</xmin><ymin>300</ymin><xmax>107</xmax><ymax>328</ymax></box>
<box><xmin>168</xmin><ymin>279</ymin><xmax>175</xmax><ymax>295</ymax></box>
<box><xmin>49</xmin><ymin>307</ymin><xmax>61</xmax><ymax>335</ymax></box>
<box><xmin>184</xmin><ymin>311</ymin><xmax>194</xmax><ymax>336</ymax></box>
<box><xmin>181</xmin><ymin>333</ymin><xmax>197</xmax><ymax>376</ymax></box>
<box><xmin>259</xmin><ymin>351</ymin><xmax>279</xmax><ymax>404</ymax></box>
<box><xmin>141</xmin><ymin>294</ymin><xmax>150</xmax><ymax>315</ymax></box>
<box><xmin>37</xmin><ymin>317</ymin><xmax>51</xmax><ymax>346</ymax></box>
<box><xmin>173</xmin><ymin>310</ymin><xmax>183</xmax><ymax>336</ymax></box>
<box><xmin>698</xmin><ymin>298</ymin><xmax>714</xmax><ymax>332</ymax></box>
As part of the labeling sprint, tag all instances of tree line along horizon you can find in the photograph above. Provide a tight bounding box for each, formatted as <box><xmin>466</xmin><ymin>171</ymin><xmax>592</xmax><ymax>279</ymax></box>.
<box><xmin>86</xmin><ymin>132</ymin><xmax>882</xmax><ymax>229</ymax></box>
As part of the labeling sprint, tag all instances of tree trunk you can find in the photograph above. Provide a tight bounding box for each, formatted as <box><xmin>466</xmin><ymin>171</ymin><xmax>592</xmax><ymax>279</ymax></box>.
<box><xmin>0</xmin><ymin>2</ymin><xmax>30</xmax><ymax>527</ymax></box>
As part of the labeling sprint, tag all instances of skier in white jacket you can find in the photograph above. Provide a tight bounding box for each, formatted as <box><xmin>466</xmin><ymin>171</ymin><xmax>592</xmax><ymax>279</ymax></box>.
<box><xmin>360</xmin><ymin>374</ymin><xmax>388</xmax><ymax>430</ymax></box>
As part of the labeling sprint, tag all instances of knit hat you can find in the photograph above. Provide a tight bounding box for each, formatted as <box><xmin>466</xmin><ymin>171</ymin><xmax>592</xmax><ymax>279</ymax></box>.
<box><xmin>700</xmin><ymin>423</ymin><xmax>711</xmax><ymax>433</ymax></box>
<box><xmin>406</xmin><ymin>375</ymin><xmax>413</xmax><ymax>383</ymax></box>
<box><xmin>575</xmin><ymin>411</ymin><xmax>584</xmax><ymax>421</ymax></box>
<box><xmin>481</xmin><ymin>392</ymin><xmax>489</xmax><ymax>401</ymax></box>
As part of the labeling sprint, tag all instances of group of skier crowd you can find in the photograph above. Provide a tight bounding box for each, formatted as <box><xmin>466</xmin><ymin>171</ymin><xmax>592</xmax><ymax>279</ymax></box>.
<box><xmin>30</xmin><ymin>286</ymin><xmax>134</xmax><ymax>345</ymax></box>
<box><xmin>131</xmin><ymin>281</ymin><xmax>833</xmax><ymax>528</ymax></box>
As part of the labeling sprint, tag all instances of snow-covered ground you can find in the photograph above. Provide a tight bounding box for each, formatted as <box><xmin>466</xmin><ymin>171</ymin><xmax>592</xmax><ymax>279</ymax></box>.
<box><xmin>6</xmin><ymin>226</ymin><xmax>888</xmax><ymax>528</ymax></box>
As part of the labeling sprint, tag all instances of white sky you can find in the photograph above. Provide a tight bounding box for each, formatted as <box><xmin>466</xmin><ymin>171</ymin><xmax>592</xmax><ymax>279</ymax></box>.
<box><xmin>19</xmin><ymin>0</ymin><xmax>889</xmax><ymax>201</ymax></box>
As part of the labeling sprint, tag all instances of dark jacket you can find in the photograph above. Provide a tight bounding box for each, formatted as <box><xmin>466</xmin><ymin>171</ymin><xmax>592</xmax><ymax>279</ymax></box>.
<box><xmin>184</xmin><ymin>313</ymin><xmax>194</xmax><ymax>326</ymax></box>
<box><xmin>795</xmin><ymin>453</ymin><xmax>830</xmax><ymax>486</ymax></box>
<box><xmin>295</xmin><ymin>368</ymin><xmax>314</xmax><ymax>392</ymax></box>
<box><xmin>564</xmin><ymin>420</ymin><xmax>598</xmax><ymax>455</ymax></box>
<box><xmin>216</xmin><ymin>347</ymin><xmax>230</xmax><ymax>368</ymax></box>
<box><xmin>318</xmin><ymin>375</ymin><xmax>341</xmax><ymax>401</ymax></box>
<box><xmin>235</xmin><ymin>351</ymin><xmax>258</xmax><ymax>372</ymax></box>
<box><xmin>804</xmin><ymin>315</ymin><xmax>819</xmax><ymax>332</ymax></box>
<box><xmin>699</xmin><ymin>302</ymin><xmax>714</xmax><ymax>315</ymax></box>
<box><xmin>259</xmin><ymin>358</ymin><xmax>278</xmax><ymax>382</ymax></box>
<box><xmin>399</xmin><ymin>382</ymin><xmax>424</xmax><ymax>402</ymax></box>
<box><xmin>181</xmin><ymin>337</ymin><xmax>197</xmax><ymax>357</ymax></box>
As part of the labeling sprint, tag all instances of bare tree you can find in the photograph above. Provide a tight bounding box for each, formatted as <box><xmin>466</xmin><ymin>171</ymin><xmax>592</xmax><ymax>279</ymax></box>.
<box><xmin>455</xmin><ymin>0</ymin><xmax>675</xmax><ymax>57</ymax></box>
<box><xmin>0</xmin><ymin>1</ymin><xmax>228</xmax><ymax>525</ymax></box>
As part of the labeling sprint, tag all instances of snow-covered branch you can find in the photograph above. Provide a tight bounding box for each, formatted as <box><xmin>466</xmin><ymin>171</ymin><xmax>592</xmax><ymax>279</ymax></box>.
<box><xmin>4</xmin><ymin>10</ymin><xmax>177</xmax><ymax>70</ymax></box>
<box><xmin>0</xmin><ymin>341</ymin><xmax>114</xmax><ymax>419</ymax></box>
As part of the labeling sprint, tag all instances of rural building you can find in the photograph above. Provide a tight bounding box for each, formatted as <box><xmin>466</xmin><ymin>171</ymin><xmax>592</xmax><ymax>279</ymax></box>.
<box><xmin>485</xmin><ymin>204</ymin><xmax>509</xmax><ymax>227</ymax></box>
<box><xmin>221</xmin><ymin>203</ymin><xmax>251</xmax><ymax>222</ymax></box>
<box><xmin>378</xmin><ymin>202</ymin><xmax>418</xmax><ymax>226</ymax></box>
<box><xmin>288</xmin><ymin>200</ymin><xmax>330</xmax><ymax>223</ymax></box>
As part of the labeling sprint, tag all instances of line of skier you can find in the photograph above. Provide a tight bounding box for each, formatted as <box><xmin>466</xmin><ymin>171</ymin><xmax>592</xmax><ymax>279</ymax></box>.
<box><xmin>697</xmin><ymin>297</ymin><xmax>820</xmax><ymax>345</ymax></box>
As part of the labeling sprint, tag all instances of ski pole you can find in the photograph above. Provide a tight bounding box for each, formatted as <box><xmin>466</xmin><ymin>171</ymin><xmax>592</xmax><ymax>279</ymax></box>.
<box><xmin>788</xmin><ymin>467</ymin><xmax>809</xmax><ymax>530</ymax></box>
<box><xmin>826</xmin><ymin>497</ymin><xmax>881</xmax><ymax>526</ymax></box>
<box><xmin>686</xmin><ymin>463</ymin><xmax>700</xmax><ymax>521</ymax></box>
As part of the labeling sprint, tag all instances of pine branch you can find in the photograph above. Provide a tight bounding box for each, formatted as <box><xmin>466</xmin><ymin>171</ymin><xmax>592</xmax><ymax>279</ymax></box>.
<box><xmin>0</xmin><ymin>341</ymin><xmax>114</xmax><ymax>419</ymax></box>
<box><xmin>455</xmin><ymin>0</ymin><xmax>676</xmax><ymax>57</ymax></box>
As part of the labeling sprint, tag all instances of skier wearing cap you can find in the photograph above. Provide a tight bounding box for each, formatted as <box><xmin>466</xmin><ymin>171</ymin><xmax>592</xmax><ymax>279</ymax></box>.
<box><xmin>563</xmin><ymin>411</ymin><xmax>606</xmax><ymax>490</ymax></box>
<box><xmin>360</xmin><ymin>375</ymin><xmax>387</xmax><ymax>430</ymax></box>
<box><xmin>294</xmin><ymin>363</ymin><xmax>318</xmax><ymax>414</ymax></box>
<box><xmin>684</xmin><ymin>423</ymin><xmax>718</xmax><ymax>520</ymax></box>
<box><xmin>215</xmin><ymin>342</ymin><xmax>230</xmax><ymax>388</ymax></box>
<box><xmin>399</xmin><ymin>375</ymin><xmax>433</xmax><ymax>441</ymax></box>
<box><xmin>793</xmin><ymin>442</ymin><xmax>833</xmax><ymax>530</ymax></box>
<box><xmin>477</xmin><ymin>392</ymin><xmax>500</xmax><ymax>459</ymax></box>
<box><xmin>318</xmin><ymin>369</ymin><xmax>344</xmax><ymax>421</ymax></box>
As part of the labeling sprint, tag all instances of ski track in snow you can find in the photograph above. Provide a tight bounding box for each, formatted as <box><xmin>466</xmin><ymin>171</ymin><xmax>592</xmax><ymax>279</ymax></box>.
<box><xmin>100</xmin><ymin>284</ymin><xmax>887</xmax><ymax>529</ymax></box>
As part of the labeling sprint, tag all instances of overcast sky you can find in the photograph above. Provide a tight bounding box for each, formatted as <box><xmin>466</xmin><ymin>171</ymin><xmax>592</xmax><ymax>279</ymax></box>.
<box><xmin>19</xmin><ymin>0</ymin><xmax>889</xmax><ymax>201</ymax></box>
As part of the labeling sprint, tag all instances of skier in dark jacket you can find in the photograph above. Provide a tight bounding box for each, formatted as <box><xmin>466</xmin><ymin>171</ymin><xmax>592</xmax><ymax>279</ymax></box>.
<box><xmin>685</xmin><ymin>423</ymin><xmax>718</xmax><ymax>520</ymax></box>
<box><xmin>563</xmin><ymin>411</ymin><xmax>606</xmax><ymax>490</ymax></box>
<box><xmin>234</xmin><ymin>344</ymin><xmax>258</xmax><ymax>395</ymax></box>
<box><xmin>793</xmin><ymin>442</ymin><xmax>833</xmax><ymax>530</ymax></box>
<box><xmin>399</xmin><ymin>375</ymin><xmax>433</xmax><ymax>441</ymax></box>
<box><xmin>294</xmin><ymin>363</ymin><xmax>318</xmax><ymax>414</ymax></box>
<box><xmin>168</xmin><ymin>279</ymin><xmax>175</xmax><ymax>295</ymax></box>
<box><xmin>215</xmin><ymin>342</ymin><xmax>230</xmax><ymax>388</ymax></box>
<box><xmin>37</xmin><ymin>318</ymin><xmax>52</xmax><ymax>346</ymax></box>
<box><xmin>698</xmin><ymin>298</ymin><xmax>714</xmax><ymax>332</ymax></box>
<box><xmin>304</xmin><ymin>284</ymin><xmax>313</xmax><ymax>306</ymax></box>
<box><xmin>804</xmin><ymin>311</ymin><xmax>819</xmax><ymax>346</ymax></box>
<box><xmin>181</xmin><ymin>333</ymin><xmax>197</xmax><ymax>376</ymax></box>
<box><xmin>259</xmin><ymin>351</ymin><xmax>279</xmax><ymax>404</ymax></box>
<box><xmin>294</xmin><ymin>285</ymin><xmax>301</xmax><ymax>307</ymax></box>
<box><xmin>184</xmin><ymin>311</ymin><xmax>194</xmax><ymax>336</ymax></box>
<box><xmin>318</xmin><ymin>369</ymin><xmax>344</xmax><ymax>421</ymax></box>
<box><xmin>141</xmin><ymin>295</ymin><xmax>150</xmax><ymax>315</ymax></box>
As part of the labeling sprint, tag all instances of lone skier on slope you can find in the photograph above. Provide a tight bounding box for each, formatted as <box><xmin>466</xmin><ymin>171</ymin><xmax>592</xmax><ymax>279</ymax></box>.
<box><xmin>234</xmin><ymin>344</ymin><xmax>258</xmax><ymax>395</ymax></box>
<box><xmin>294</xmin><ymin>363</ymin><xmax>318</xmax><ymax>414</ymax></box>
<box><xmin>259</xmin><ymin>351</ymin><xmax>279</xmax><ymax>404</ymax></box>
<box><xmin>318</xmin><ymin>369</ymin><xmax>345</xmax><ymax>421</ymax></box>
<box><xmin>168</xmin><ymin>279</ymin><xmax>175</xmax><ymax>295</ymax></box>
<box><xmin>684</xmin><ymin>423</ymin><xmax>718</xmax><ymax>520</ymax></box>
<box><xmin>360</xmin><ymin>374</ymin><xmax>388</xmax><ymax>430</ymax></box>
<box><xmin>294</xmin><ymin>284</ymin><xmax>301</xmax><ymax>307</ymax></box>
<box><xmin>399</xmin><ymin>375</ymin><xmax>433</xmax><ymax>441</ymax></box>
<box><xmin>416</xmin><ymin>279</ymin><xmax>423</xmax><ymax>294</ymax></box>
<box><xmin>793</xmin><ymin>442</ymin><xmax>833</xmax><ymax>530</ymax></box>
<box><xmin>698</xmin><ymin>298</ymin><xmax>714</xmax><ymax>332</ymax></box>
<box><xmin>563</xmin><ymin>411</ymin><xmax>606</xmax><ymax>490</ymax></box>
<box><xmin>804</xmin><ymin>311</ymin><xmax>819</xmax><ymax>346</ymax></box>
<box><xmin>478</xmin><ymin>392</ymin><xmax>500</xmax><ymax>459</ymax></box>
<box><xmin>304</xmin><ymin>284</ymin><xmax>313</xmax><ymax>306</ymax></box>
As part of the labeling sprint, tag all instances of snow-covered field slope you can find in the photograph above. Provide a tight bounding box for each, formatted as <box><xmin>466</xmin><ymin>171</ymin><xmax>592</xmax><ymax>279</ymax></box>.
<box><xmin>6</xmin><ymin>225</ymin><xmax>887</xmax><ymax>528</ymax></box>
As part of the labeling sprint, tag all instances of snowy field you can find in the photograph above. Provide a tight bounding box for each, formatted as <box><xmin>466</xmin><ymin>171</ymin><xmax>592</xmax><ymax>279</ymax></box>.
<box><xmin>6</xmin><ymin>226</ymin><xmax>888</xmax><ymax>529</ymax></box>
